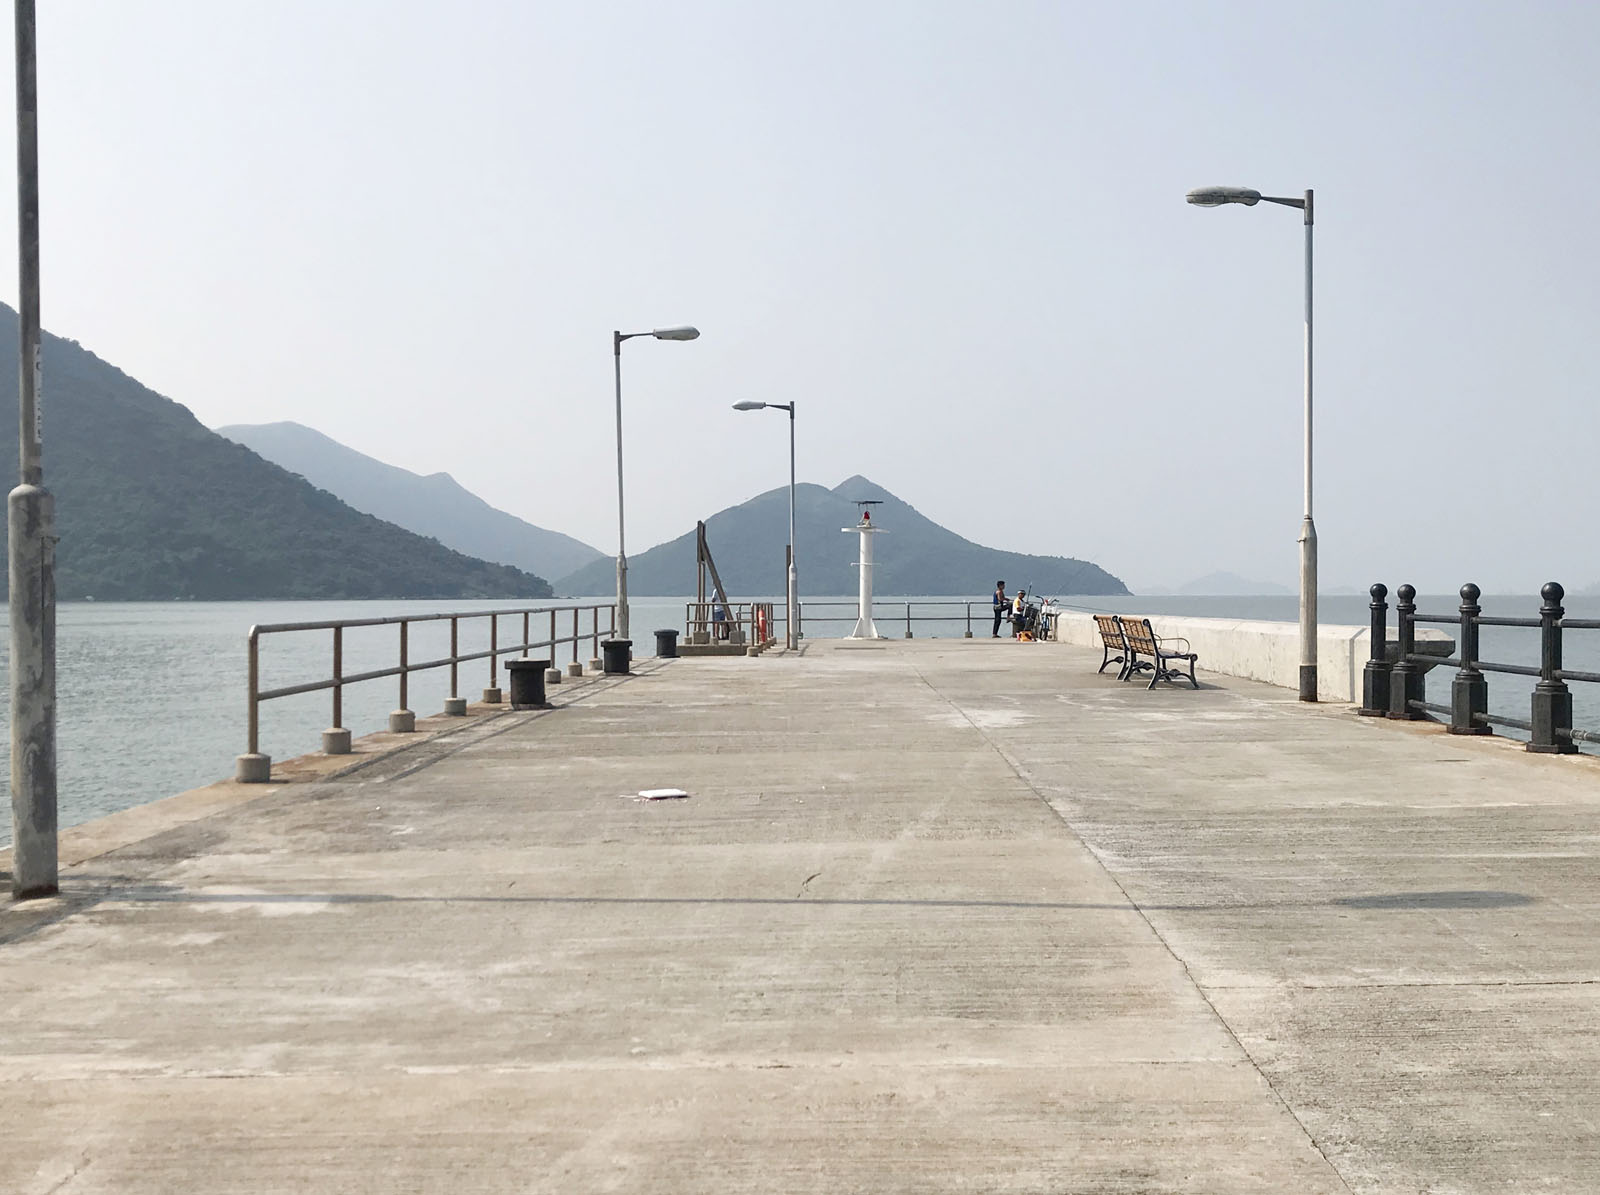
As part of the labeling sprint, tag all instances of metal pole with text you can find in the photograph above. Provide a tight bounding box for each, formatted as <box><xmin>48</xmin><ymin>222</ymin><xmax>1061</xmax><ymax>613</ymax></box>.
<box><xmin>9</xmin><ymin>0</ymin><xmax>57</xmax><ymax>898</ymax></box>
<box><xmin>787</xmin><ymin>402</ymin><xmax>797</xmax><ymax>650</ymax></box>
<box><xmin>1298</xmin><ymin>189</ymin><xmax>1317</xmax><ymax>702</ymax></box>
<box><xmin>612</xmin><ymin>331</ymin><xmax>629</xmax><ymax>641</ymax></box>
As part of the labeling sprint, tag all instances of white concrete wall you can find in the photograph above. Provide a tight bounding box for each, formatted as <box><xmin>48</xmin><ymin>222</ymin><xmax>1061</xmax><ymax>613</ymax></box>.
<box><xmin>1047</xmin><ymin>610</ymin><xmax>1451</xmax><ymax>704</ymax></box>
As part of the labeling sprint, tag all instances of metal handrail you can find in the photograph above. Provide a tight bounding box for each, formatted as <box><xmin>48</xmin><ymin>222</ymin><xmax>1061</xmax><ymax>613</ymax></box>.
<box><xmin>242</xmin><ymin>603</ymin><xmax>616</xmax><ymax>768</ymax></box>
<box><xmin>684</xmin><ymin>601</ymin><xmax>779</xmax><ymax>647</ymax></box>
<box><xmin>797</xmin><ymin>598</ymin><xmax>993</xmax><ymax>639</ymax></box>
<box><xmin>1362</xmin><ymin>582</ymin><xmax>1596</xmax><ymax>752</ymax></box>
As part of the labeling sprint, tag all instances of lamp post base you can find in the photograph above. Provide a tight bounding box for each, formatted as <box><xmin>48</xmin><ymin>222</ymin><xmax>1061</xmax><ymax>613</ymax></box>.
<box><xmin>1299</xmin><ymin>665</ymin><xmax>1317</xmax><ymax>703</ymax></box>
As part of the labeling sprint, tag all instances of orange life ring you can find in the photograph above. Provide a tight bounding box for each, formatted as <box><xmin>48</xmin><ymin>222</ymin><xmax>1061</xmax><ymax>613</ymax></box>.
<box><xmin>755</xmin><ymin>607</ymin><xmax>769</xmax><ymax>640</ymax></box>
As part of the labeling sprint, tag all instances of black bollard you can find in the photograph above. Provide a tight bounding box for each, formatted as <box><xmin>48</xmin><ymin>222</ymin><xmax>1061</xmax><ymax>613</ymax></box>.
<box><xmin>602</xmin><ymin>639</ymin><xmax>632</xmax><ymax>675</ymax></box>
<box><xmin>1529</xmin><ymin>583</ymin><xmax>1577</xmax><ymax>753</ymax></box>
<box><xmin>1450</xmin><ymin>584</ymin><xmax>1491</xmax><ymax>735</ymax></box>
<box><xmin>654</xmin><ymin>628</ymin><xmax>679</xmax><ymax>658</ymax></box>
<box><xmin>1388</xmin><ymin>584</ymin><xmax>1425</xmax><ymax>720</ymax></box>
<box><xmin>1358</xmin><ymin>583</ymin><xmax>1390</xmax><ymax>716</ymax></box>
<box><xmin>506</xmin><ymin>659</ymin><xmax>551</xmax><ymax>709</ymax></box>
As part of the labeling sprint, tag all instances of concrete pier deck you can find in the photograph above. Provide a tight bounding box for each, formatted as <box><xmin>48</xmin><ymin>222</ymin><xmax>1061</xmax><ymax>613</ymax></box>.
<box><xmin>4</xmin><ymin>640</ymin><xmax>1599</xmax><ymax>1193</ymax></box>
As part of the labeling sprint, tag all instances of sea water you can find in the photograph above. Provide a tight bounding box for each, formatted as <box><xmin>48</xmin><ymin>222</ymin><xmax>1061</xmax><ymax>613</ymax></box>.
<box><xmin>0</xmin><ymin>591</ymin><xmax>1595</xmax><ymax>845</ymax></box>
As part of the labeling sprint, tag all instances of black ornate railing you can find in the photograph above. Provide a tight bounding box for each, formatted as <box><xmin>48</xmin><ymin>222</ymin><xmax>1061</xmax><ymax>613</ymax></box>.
<box><xmin>1358</xmin><ymin>582</ymin><xmax>1596</xmax><ymax>752</ymax></box>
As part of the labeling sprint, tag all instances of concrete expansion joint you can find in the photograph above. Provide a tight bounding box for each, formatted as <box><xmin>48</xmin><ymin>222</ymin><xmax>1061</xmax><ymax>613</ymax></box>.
<box><xmin>901</xmin><ymin>656</ymin><xmax>1353</xmax><ymax>1193</ymax></box>
<box><xmin>1252</xmin><ymin>977</ymin><xmax>1600</xmax><ymax>991</ymax></box>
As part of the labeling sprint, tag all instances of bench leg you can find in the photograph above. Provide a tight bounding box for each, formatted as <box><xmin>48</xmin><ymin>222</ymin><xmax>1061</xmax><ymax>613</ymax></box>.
<box><xmin>1185</xmin><ymin>657</ymin><xmax>1198</xmax><ymax>689</ymax></box>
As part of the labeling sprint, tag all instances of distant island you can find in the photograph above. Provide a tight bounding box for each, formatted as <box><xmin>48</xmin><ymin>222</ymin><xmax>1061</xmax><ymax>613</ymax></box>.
<box><xmin>1174</xmin><ymin>572</ymin><xmax>1291</xmax><ymax>597</ymax></box>
<box><xmin>555</xmin><ymin>475</ymin><xmax>1127</xmax><ymax>597</ymax></box>
<box><xmin>0</xmin><ymin>304</ymin><xmax>552</xmax><ymax>601</ymax></box>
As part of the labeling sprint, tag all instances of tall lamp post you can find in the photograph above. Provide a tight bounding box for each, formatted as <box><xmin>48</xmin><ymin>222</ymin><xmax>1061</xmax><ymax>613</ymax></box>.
<box><xmin>1186</xmin><ymin>184</ymin><xmax>1317</xmax><ymax>702</ymax></box>
<box><xmin>10</xmin><ymin>0</ymin><xmax>56</xmax><ymax>899</ymax></box>
<box><xmin>612</xmin><ymin>325</ymin><xmax>699</xmax><ymax>641</ymax></box>
<box><xmin>732</xmin><ymin>400</ymin><xmax>798</xmax><ymax>650</ymax></box>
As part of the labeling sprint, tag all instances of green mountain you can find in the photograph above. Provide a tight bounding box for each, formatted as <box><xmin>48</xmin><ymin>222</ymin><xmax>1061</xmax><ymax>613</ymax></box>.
<box><xmin>554</xmin><ymin>475</ymin><xmax>1127</xmax><ymax>597</ymax></box>
<box><xmin>217</xmin><ymin>420</ymin><xmax>604</xmax><ymax>581</ymax></box>
<box><xmin>0</xmin><ymin>305</ymin><xmax>552</xmax><ymax>600</ymax></box>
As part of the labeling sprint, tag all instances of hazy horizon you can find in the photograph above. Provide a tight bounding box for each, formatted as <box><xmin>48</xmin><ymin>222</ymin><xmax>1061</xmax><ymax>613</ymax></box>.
<box><xmin>2</xmin><ymin>1</ymin><xmax>1596</xmax><ymax>595</ymax></box>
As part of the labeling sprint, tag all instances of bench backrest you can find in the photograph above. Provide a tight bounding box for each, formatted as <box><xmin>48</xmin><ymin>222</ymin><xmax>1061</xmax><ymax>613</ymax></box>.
<box><xmin>1093</xmin><ymin>614</ymin><xmax>1124</xmax><ymax>648</ymax></box>
<box><xmin>1119</xmin><ymin>615</ymin><xmax>1159</xmax><ymax>656</ymax></box>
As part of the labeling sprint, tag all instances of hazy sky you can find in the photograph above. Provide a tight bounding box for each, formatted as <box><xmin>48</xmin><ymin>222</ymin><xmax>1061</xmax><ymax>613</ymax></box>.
<box><xmin>2</xmin><ymin>1</ymin><xmax>1596</xmax><ymax>593</ymax></box>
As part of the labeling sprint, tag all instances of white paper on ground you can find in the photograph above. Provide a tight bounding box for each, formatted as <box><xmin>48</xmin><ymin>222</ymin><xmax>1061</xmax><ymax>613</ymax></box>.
<box><xmin>635</xmin><ymin>788</ymin><xmax>690</xmax><ymax>800</ymax></box>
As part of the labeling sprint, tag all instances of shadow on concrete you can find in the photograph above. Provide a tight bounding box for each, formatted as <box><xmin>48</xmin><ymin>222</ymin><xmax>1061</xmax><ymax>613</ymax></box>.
<box><xmin>98</xmin><ymin>885</ymin><xmax>1539</xmax><ymax>915</ymax></box>
<box><xmin>3</xmin><ymin>881</ymin><xmax>1541</xmax><ymax>948</ymax></box>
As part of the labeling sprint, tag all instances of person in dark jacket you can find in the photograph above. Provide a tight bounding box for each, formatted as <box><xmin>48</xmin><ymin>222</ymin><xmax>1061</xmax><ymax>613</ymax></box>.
<box><xmin>991</xmin><ymin>581</ymin><xmax>1007</xmax><ymax>637</ymax></box>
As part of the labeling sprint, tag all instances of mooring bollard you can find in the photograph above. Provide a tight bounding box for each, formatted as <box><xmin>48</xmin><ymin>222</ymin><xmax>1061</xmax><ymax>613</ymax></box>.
<box><xmin>655</xmin><ymin>628</ymin><xmax>679</xmax><ymax>658</ymax></box>
<box><xmin>1529</xmin><ymin>582</ymin><xmax>1577</xmax><ymax>753</ymax></box>
<box><xmin>1358</xmin><ymin>582</ymin><xmax>1390</xmax><ymax>716</ymax></box>
<box><xmin>1388</xmin><ymin>584</ymin><xmax>1425</xmax><ymax>720</ymax></box>
<box><xmin>602</xmin><ymin>639</ymin><xmax>632</xmax><ymax>675</ymax></box>
<box><xmin>506</xmin><ymin>659</ymin><xmax>552</xmax><ymax>709</ymax></box>
<box><xmin>1450</xmin><ymin>583</ymin><xmax>1491</xmax><ymax>735</ymax></box>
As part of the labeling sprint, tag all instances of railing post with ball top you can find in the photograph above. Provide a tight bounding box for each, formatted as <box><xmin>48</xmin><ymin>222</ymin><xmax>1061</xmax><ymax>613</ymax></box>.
<box><xmin>1358</xmin><ymin>583</ymin><xmax>1389</xmax><ymax>716</ymax></box>
<box><xmin>1387</xmin><ymin>584</ymin><xmax>1424</xmax><ymax>720</ymax></box>
<box><xmin>1529</xmin><ymin>582</ymin><xmax>1577</xmax><ymax>753</ymax></box>
<box><xmin>1450</xmin><ymin>583</ymin><xmax>1491</xmax><ymax>735</ymax></box>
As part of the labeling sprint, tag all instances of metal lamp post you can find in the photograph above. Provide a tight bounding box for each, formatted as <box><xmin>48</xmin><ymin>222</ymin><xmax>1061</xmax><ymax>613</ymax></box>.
<box><xmin>10</xmin><ymin>0</ymin><xmax>56</xmax><ymax>899</ymax></box>
<box><xmin>732</xmin><ymin>400</ymin><xmax>798</xmax><ymax>650</ymax></box>
<box><xmin>1186</xmin><ymin>184</ymin><xmax>1318</xmax><ymax>702</ymax></box>
<box><xmin>612</xmin><ymin>325</ymin><xmax>699</xmax><ymax>641</ymax></box>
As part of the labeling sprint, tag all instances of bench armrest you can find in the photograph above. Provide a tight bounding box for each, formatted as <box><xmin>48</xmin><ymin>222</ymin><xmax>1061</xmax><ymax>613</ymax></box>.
<box><xmin>1155</xmin><ymin>635</ymin><xmax>1191</xmax><ymax>653</ymax></box>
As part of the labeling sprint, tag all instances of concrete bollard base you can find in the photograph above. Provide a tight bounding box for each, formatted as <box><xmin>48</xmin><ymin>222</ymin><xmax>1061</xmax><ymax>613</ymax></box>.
<box><xmin>566</xmin><ymin>661</ymin><xmax>583</xmax><ymax>678</ymax></box>
<box><xmin>321</xmin><ymin>728</ymin><xmax>352</xmax><ymax>755</ymax></box>
<box><xmin>388</xmin><ymin>710</ymin><xmax>416</xmax><ymax>733</ymax></box>
<box><xmin>235</xmin><ymin>753</ymin><xmax>272</xmax><ymax>783</ymax></box>
<box><xmin>443</xmin><ymin>697</ymin><xmax>467</xmax><ymax>716</ymax></box>
<box><xmin>482</xmin><ymin>687</ymin><xmax>502</xmax><ymax>704</ymax></box>
<box><xmin>964</xmin><ymin>631</ymin><xmax>973</xmax><ymax>638</ymax></box>
<box><xmin>545</xmin><ymin>668</ymin><xmax>562</xmax><ymax>685</ymax></box>
<box><xmin>588</xmin><ymin>658</ymin><xmax>602</xmax><ymax>674</ymax></box>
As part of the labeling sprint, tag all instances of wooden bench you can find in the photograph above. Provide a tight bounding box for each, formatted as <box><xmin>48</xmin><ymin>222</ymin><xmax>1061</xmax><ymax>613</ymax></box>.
<box><xmin>1117</xmin><ymin>616</ymin><xmax>1199</xmax><ymax>689</ymax></box>
<box><xmin>1092</xmin><ymin>614</ymin><xmax>1131</xmax><ymax>677</ymax></box>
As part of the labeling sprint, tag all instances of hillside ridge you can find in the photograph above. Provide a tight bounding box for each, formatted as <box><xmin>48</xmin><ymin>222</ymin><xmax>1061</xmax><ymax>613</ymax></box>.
<box><xmin>555</xmin><ymin>475</ymin><xmax>1126</xmax><ymax>597</ymax></box>
<box><xmin>0</xmin><ymin>306</ymin><xmax>552</xmax><ymax>600</ymax></box>
<box><xmin>218</xmin><ymin>420</ymin><xmax>605</xmax><ymax>582</ymax></box>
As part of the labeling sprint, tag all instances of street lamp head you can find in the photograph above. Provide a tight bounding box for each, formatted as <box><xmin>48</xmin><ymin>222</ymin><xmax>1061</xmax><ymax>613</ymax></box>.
<box><xmin>1186</xmin><ymin>186</ymin><xmax>1262</xmax><ymax>208</ymax></box>
<box><xmin>732</xmin><ymin>401</ymin><xmax>766</xmax><ymax>411</ymax></box>
<box><xmin>652</xmin><ymin>325</ymin><xmax>700</xmax><ymax>341</ymax></box>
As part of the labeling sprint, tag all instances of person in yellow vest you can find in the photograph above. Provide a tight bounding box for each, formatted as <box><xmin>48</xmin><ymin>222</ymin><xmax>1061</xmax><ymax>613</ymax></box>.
<box><xmin>1011</xmin><ymin>589</ymin><xmax>1027</xmax><ymax>638</ymax></box>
